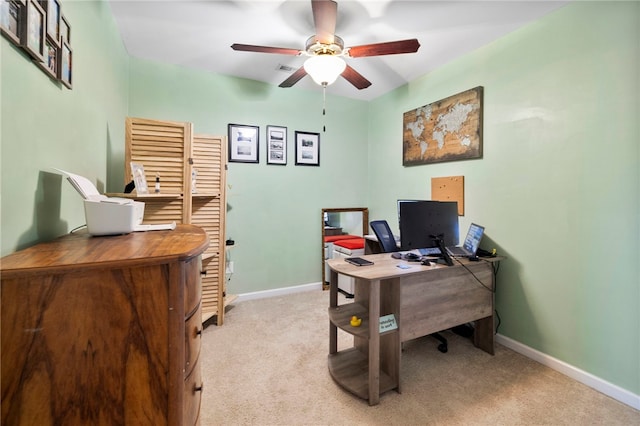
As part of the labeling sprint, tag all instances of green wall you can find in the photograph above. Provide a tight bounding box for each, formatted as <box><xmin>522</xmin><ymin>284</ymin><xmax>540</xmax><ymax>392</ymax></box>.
<box><xmin>1</xmin><ymin>0</ymin><xmax>129</xmax><ymax>254</ymax></box>
<box><xmin>127</xmin><ymin>58</ymin><xmax>369</xmax><ymax>293</ymax></box>
<box><xmin>1</xmin><ymin>0</ymin><xmax>638</xmax><ymax>401</ymax></box>
<box><xmin>367</xmin><ymin>1</ymin><xmax>639</xmax><ymax>395</ymax></box>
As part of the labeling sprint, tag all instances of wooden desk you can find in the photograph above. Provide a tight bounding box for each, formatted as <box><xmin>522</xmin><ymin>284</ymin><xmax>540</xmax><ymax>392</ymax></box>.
<box><xmin>327</xmin><ymin>253</ymin><xmax>500</xmax><ymax>405</ymax></box>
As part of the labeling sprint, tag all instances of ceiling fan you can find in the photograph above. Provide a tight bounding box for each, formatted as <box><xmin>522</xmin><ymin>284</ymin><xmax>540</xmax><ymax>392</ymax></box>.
<box><xmin>231</xmin><ymin>0</ymin><xmax>420</xmax><ymax>90</ymax></box>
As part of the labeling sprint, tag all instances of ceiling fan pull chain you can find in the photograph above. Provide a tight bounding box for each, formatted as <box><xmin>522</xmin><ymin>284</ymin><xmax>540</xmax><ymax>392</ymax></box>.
<box><xmin>322</xmin><ymin>83</ymin><xmax>327</xmax><ymax>115</ymax></box>
<box><xmin>322</xmin><ymin>83</ymin><xmax>327</xmax><ymax>132</ymax></box>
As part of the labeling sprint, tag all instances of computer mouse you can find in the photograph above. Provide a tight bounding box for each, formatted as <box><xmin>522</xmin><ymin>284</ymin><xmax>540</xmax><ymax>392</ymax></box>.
<box><xmin>391</xmin><ymin>252</ymin><xmax>402</xmax><ymax>259</ymax></box>
<box><xmin>421</xmin><ymin>259</ymin><xmax>431</xmax><ymax>266</ymax></box>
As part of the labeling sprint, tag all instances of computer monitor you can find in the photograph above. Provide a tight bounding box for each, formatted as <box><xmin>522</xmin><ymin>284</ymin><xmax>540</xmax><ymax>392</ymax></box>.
<box><xmin>396</xmin><ymin>199</ymin><xmax>423</xmax><ymax>228</ymax></box>
<box><xmin>398</xmin><ymin>200</ymin><xmax>459</xmax><ymax>250</ymax></box>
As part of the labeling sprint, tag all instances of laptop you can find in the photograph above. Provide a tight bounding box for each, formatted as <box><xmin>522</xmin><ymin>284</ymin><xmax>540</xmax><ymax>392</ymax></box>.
<box><xmin>447</xmin><ymin>223</ymin><xmax>485</xmax><ymax>257</ymax></box>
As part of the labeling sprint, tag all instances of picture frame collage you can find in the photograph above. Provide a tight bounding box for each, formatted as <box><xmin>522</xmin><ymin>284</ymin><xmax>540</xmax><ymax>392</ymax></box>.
<box><xmin>228</xmin><ymin>124</ymin><xmax>320</xmax><ymax>167</ymax></box>
<box><xmin>1</xmin><ymin>0</ymin><xmax>72</xmax><ymax>88</ymax></box>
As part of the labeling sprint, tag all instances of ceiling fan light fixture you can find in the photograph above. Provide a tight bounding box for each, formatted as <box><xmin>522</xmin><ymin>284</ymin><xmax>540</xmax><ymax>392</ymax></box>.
<box><xmin>304</xmin><ymin>55</ymin><xmax>346</xmax><ymax>86</ymax></box>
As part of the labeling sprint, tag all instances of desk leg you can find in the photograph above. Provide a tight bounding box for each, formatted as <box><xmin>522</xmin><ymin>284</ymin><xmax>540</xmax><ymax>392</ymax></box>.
<box><xmin>474</xmin><ymin>316</ymin><xmax>495</xmax><ymax>355</ymax></box>
<box><xmin>329</xmin><ymin>269</ymin><xmax>338</xmax><ymax>355</ymax></box>
<box><xmin>473</xmin><ymin>265</ymin><xmax>495</xmax><ymax>355</ymax></box>
<box><xmin>368</xmin><ymin>279</ymin><xmax>380</xmax><ymax>406</ymax></box>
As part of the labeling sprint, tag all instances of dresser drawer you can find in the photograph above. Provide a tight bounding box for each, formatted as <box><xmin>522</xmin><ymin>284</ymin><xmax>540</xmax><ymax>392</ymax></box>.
<box><xmin>185</xmin><ymin>303</ymin><xmax>202</xmax><ymax>377</ymax></box>
<box><xmin>184</xmin><ymin>256</ymin><xmax>202</xmax><ymax>316</ymax></box>
<box><xmin>184</xmin><ymin>358</ymin><xmax>203</xmax><ymax>426</ymax></box>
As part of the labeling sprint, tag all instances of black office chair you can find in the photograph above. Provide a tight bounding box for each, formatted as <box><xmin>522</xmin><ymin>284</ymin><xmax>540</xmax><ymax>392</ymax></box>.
<box><xmin>370</xmin><ymin>220</ymin><xmax>399</xmax><ymax>253</ymax></box>
<box><xmin>369</xmin><ymin>219</ymin><xmax>448</xmax><ymax>353</ymax></box>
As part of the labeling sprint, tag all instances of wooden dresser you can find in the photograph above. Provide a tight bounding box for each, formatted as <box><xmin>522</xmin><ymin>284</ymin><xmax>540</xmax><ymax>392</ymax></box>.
<box><xmin>1</xmin><ymin>225</ymin><xmax>208</xmax><ymax>425</ymax></box>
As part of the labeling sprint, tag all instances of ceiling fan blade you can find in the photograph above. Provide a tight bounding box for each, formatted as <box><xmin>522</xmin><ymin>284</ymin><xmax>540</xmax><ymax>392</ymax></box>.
<box><xmin>279</xmin><ymin>67</ymin><xmax>308</xmax><ymax>88</ymax></box>
<box><xmin>347</xmin><ymin>39</ymin><xmax>421</xmax><ymax>58</ymax></box>
<box><xmin>231</xmin><ymin>43</ymin><xmax>301</xmax><ymax>56</ymax></box>
<box><xmin>311</xmin><ymin>0</ymin><xmax>337</xmax><ymax>44</ymax></box>
<box><xmin>341</xmin><ymin>65</ymin><xmax>371</xmax><ymax>90</ymax></box>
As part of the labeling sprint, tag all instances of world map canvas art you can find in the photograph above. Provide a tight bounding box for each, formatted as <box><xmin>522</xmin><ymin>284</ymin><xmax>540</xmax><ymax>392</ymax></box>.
<box><xmin>403</xmin><ymin>87</ymin><xmax>483</xmax><ymax>166</ymax></box>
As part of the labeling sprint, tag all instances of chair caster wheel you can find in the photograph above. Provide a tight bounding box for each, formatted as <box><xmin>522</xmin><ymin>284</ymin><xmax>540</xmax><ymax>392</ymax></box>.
<box><xmin>438</xmin><ymin>344</ymin><xmax>448</xmax><ymax>353</ymax></box>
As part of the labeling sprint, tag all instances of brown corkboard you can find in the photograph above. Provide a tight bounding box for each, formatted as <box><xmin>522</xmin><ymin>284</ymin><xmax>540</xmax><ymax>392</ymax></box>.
<box><xmin>431</xmin><ymin>176</ymin><xmax>464</xmax><ymax>215</ymax></box>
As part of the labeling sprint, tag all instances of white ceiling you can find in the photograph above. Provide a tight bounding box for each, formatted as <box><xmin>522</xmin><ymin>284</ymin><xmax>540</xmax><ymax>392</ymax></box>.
<box><xmin>108</xmin><ymin>0</ymin><xmax>569</xmax><ymax>101</ymax></box>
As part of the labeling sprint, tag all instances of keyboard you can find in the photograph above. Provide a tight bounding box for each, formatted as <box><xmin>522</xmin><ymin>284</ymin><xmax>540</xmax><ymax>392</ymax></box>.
<box><xmin>418</xmin><ymin>247</ymin><xmax>442</xmax><ymax>256</ymax></box>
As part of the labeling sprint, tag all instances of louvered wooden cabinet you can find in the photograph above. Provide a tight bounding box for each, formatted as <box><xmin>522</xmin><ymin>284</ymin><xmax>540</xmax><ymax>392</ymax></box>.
<box><xmin>191</xmin><ymin>134</ymin><xmax>228</xmax><ymax>322</ymax></box>
<box><xmin>117</xmin><ymin>117</ymin><xmax>229</xmax><ymax>325</ymax></box>
<box><xmin>125</xmin><ymin>117</ymin><xmax>193</xmax><ymax>223</ymax></box>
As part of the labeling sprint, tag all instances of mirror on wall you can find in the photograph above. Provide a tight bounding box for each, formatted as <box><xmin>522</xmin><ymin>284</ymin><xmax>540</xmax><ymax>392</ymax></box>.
<box><xmin>321</xmin><ymin>207</ymin><xmax>369</xmax><ymax>289</ymax></box>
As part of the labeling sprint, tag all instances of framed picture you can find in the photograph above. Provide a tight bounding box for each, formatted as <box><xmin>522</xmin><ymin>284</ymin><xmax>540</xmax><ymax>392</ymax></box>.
<box><xmin>57</xmin><ymin>38</ymin><xmax>71</xmax><ymax>88</ymax></box>
<box><xmin>21</xmin><ymin>0</ymin><xmax>45</xmax><ymax>62</ymax></box>
<box><xmin>130</xmin><ymin>162</ymin><xmax>149</xmax><ymax>194</ymax></box>
<box><xmin>266</xmin><ymin>125</ymin><xmax>287</xmax><ymax>165</ymax></box>
<box><xmin>59</xmin><ymin>11</ymin><xmax>68</xmax><ymax>42</ymax></box>
<box><xmin>295</xmin><ymin>131</ymin><xmax>320</xmax><ymax>166</ymax></box>
<box><xmin>402</xmin><ymin>86</ymin><xmax>483</xmax><ymax>166</ymax></box>
<box><xmin>0</xmin><ymin>0</ymin><xmax>23</xmax><ymax>46</ymax></box>
<box><xmin>44</xmin><ymin>0</ymin><xmax>60</xmax><ymax>46</ymax></box>
<box><xmin>228</xmin><ymin>124</ymin><xmax>259</xmax><ymax>163</ymax></box>
<box><xmin>36</xmin><ymin>36</ymin><xmax>56</xmax><ymax>78</ymax></box>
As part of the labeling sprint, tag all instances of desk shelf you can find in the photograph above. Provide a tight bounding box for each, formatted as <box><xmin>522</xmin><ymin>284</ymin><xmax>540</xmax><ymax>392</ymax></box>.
<box><xmin>328</xmin><ymin>303</ymin><xmax>369</xmax><ymax>338</ymax></box>
<box><xmin>327</xmin><ymin>269</ymin><xmax>401</xmax><ymax>405</ymax></box>
<box><xmin>328</xmin><ymin>303</ymin><xmax>398</xmax><ymax>339</ymax></box>
<box><xmin>328</xmin><ymin>348</ymin><xmax>397</xmax><ymax>400</ymax></box>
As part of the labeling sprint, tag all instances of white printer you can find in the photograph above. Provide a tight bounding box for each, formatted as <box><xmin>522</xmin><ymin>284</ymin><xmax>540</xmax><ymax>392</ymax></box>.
<box><xmin>83</xmin><ymin>197</ymin><xmax>144</xmax><ymax>236</ymax></box>
<box><xmin>55</xmin><ymin>168</ymin><xmax>174</xmax><ymax>236</ymax></box>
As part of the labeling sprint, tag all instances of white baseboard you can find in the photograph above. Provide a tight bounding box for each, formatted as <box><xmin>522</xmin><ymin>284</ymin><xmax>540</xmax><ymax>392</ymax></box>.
<box><xmin>236</xmin><ymin>282</ymin><xmax>323</xmax><ymax>303</ymax></box>
<box><xmin>496</xmin><ymin>334</ymin><xmax>640</xmax><ymax>411</ymax></box>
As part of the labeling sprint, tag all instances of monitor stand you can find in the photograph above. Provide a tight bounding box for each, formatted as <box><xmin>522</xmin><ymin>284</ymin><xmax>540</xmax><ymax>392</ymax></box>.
<box><xmin>433</xmin><ymin>237</ymin><xmax>454</xmax><ymax>266</ymax></box>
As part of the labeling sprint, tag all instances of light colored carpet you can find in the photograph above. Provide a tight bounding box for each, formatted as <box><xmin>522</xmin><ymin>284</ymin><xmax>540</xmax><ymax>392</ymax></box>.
<box><xmin>200</xmin><ymin>290</ymin><xmax>639</xmax><ymax>425</ymax></box>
